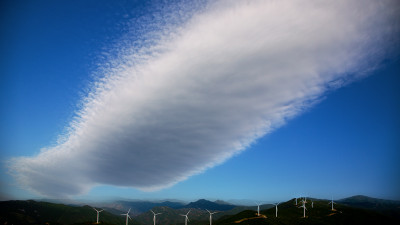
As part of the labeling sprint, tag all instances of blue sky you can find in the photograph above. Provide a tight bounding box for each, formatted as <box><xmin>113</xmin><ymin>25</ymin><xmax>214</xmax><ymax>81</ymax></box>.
<box><xmin>1</xmin><ymin>0</ymin><xmax>399</xmax><ymax>203</ymax></box>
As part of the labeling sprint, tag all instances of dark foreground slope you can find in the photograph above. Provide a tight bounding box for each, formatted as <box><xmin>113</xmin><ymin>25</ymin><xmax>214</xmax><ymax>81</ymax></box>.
<box><xmin>0</xmin><ymin>200</ymin><xmax>132</xmax><ymax>225</ymax></box>
<box><xmin>215</xmin><ymin>198</ymin><xmax>400</xmax><ymax>225</ymax></box>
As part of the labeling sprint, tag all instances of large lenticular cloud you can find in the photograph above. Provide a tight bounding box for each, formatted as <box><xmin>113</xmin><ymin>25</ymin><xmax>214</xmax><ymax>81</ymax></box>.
<box><xmin>10</xmin><ymin>0</ymin><xmax>399</xmax><ymax>197</ymax></box>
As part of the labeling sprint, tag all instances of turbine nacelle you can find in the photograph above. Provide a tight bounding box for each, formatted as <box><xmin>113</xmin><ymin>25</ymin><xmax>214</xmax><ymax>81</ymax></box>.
<box><xmin>206</xmin><ymin>209</ymin><xmax>218</xmax><ymax>215</ymax></box>
<box><xmin>93</xmin><ymin>207</ymin><xmax>104</xmax><ymax>213</ymax></box>
<box><xmin>151</xmin><ymin>210</ymin><xmax>162</xmax><ymax>216</ymax></box>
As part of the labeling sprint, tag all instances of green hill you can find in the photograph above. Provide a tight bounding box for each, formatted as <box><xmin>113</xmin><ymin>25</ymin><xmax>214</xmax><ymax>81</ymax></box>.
<box><xmin>215</xmin><ymin>198</ymin><xmax>400</xmax><ymax>225</ymax></box>
<box><xmin>0</xmin><ymin>200</ymin><xmax>130</xmax><ymax>225</ymax></box>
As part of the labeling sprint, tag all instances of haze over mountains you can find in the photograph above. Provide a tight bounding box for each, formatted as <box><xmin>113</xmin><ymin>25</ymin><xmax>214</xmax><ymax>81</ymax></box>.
<box><xmin>1</xmin><ymin>195</ymin><xmax>399</xmax><ymax>225</ymax></box>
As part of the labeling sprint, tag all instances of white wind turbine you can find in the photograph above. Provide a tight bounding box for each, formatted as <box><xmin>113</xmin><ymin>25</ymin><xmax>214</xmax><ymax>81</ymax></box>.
<box><xmin>121</xmin><ymin>208</ymin><xmax>132</xmax><ymax>225</ymax></box>
<box><xmin>311</xmin><ymin>200</ymin><xmax>314</xmax><ymax>208</ymax></box>
<box><xmin>295</xmin><ymin>197</ymin><xmax>298</xmax><ymax>205</ymax></box>
<box><xmin>255</xmin><ymin>202</ymin><xmax>262</xmax><ymax>216</ymax></box>
<box><xmin>299</xmin><ymin>200</ymin><xmax>307</xmax><ymax>218</ymax></box>
<box><xmin>328</xmin><ymin>197</ymin><xmax>336</xmax><ymax>211</ymax></box>
<box><xmin>180</xmin><ymin>209</ymin><xmax>191</xmax><ymax>225</ymax></box>
<box><xmin>273</xmin><ymin>203</ymin><xmax>280</xmax><ymax>218</ymax></box>
<box><xmin>93</xmin><ymin>207</ymin><xmax>104</xmax><ymax>224</ymax></box>
<box><xmin>151</xmin><ymin>210</ymin><xmax>162</xmax><ymax>225</ymax></box>
<box><xmin>206</xmin><ymin>209</ymin><xmax>218</xmax><ymax>225</ymax></box>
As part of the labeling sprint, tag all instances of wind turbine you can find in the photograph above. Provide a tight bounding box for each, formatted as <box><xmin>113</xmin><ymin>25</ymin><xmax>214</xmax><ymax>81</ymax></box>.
<box><xmin>299</xmin><ymin>200</ymin><xmax>307</xmax><ymax>218</ymax></box>
<box><xmin>295</xmin><ymin>197</ymin><xmax>298</xmax><ymax>205</ymax></box>
<box><xmin>180</xmin><ymin>209</ymin><xmax>191</xmax><ymax>225</ymax></box>
<box><xmin>273</xmin><ymin>203</ymin><xmax>280</xmax><ymax>218</ymax></box>
<box><xmin>151</xmin><ymin>210</ymin><xmax>162</xmax><ymax>225</ymax></box>
<box><xmin>121</xmin><ymin>208</ymin><xmax>132</xmax><ymax>225</ymax></box>
<box><xmin>311</xmin><ymin>200</ymin><xmax>314</xmax><ymax>208</ymax></box>
<box><xmin>328</xmin><ymin>197</ymin><xmax>336</xmax><ymax>211</ymax></box>
<box><xmin>206</xmin><ymin>209</ymin><xmax>218</xmax><ymax>225</ymax></box>
<box><xmin>255</xmin><ymin>202</ymin><xmax>262</xmax><ymax>216</ymax></box>
<box><xmin>93</xmin><ymin>207</ymin><xmax>104</xmax><ymax>224</ymax></box>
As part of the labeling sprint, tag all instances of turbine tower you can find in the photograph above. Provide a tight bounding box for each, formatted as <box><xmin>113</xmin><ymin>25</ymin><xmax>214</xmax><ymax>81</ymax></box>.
<box><xmin>255</xmin><ymin>202</ymin><xmax>261</xmax><ymax>216</ymax></box>
<box><xmin>299</xmin><ymin>200</ymin><xmax>307</xmax><ymax>218</ymax></box>
<box><xmin>151</xmin><ymin>210</ymin><xmax>162</xmax><ymax>225</ymax></box>
<box><xmin>311</xmin><ymin>200</ymin><xmax>314</xmax><ymax>208</ymax></box>
<box><xmin>273</xmin><ymin>203</ymin><xmax>280</xmax><ymax>218</ymax></box>
<box><xmin>295</xmin><ymin>197</ymin><xmax>298</xmax><ymax>205</ymax></box>
<box><xmin>121</xmin><ymin>208</ymin><xmax>132</xmax><ymax>225</ymax></box>
<box><xmin>93</xmin><ymin>207</ymin><xmax>104</xmax><ymax>224</ymax></box>
<box><xmin>206</xmin><ymin>209</ymin><xmax>218</xmax><ymax>225</ymax></box>
<box><xmin>180</xmin><ymin>209</ymin><xmax>191</xmax><ymax>225</ymax></box>
<box><xmin>329</xmin><ymin>197</ymin><xmax>336</xmax><ymax>211</ymax></box>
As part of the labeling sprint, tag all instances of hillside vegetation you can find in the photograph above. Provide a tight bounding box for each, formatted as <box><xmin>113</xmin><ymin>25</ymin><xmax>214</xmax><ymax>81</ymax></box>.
<box><xmin>1</xmin><ymin>196</ymin><xmax>399</xmax><ymax>225</ymax></box>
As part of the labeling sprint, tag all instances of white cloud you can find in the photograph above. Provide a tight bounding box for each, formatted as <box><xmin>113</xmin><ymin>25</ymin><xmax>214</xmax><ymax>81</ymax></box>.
<box><xmin>9</xmin><ymin>0</ymin><xmax>399</xmax><ymax>197</ymax></box>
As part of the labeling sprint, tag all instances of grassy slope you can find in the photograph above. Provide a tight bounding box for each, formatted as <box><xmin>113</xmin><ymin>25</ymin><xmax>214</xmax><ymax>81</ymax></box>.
<box><xmin>0</xmin><ymin>200</ymin><xmax>129</xmax><ymax>225</ymax></box>
<box><xmin>215</xmin><ymin>199</ymin><xmax>400</xmax><ymax>225</ymax></box>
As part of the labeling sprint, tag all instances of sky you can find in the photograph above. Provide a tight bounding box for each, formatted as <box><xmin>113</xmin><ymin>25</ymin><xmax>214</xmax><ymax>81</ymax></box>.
<box><xmin>1</xmin><ymin>0</ymin><xmax>399</xmax><ymax>203</ymax></box>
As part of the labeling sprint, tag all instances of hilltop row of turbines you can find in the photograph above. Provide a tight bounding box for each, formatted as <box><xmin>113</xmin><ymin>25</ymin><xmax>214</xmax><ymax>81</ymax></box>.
<box><xmin>92</xmin><ymin>207</ymin><xmax>218</xmax><ymax>225</ymax></box>
<box><xmin>292</xmin><ymin>196</ymin><xmax>336</xmax><ymax>218</ymax></box>
<box><xmin>92</xmin><ymin>197</ymin><xmax>337</xmax><ymax>224</ymax></box>
<box><xmin>254</xmin><ymin>196</ymin><xmax>336</xmax><ymax>219</ymax></box>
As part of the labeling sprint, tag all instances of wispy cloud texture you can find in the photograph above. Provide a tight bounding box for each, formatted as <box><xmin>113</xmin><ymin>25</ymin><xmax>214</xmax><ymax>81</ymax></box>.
<box><xmin>10</xmin><ymin>0</ymin><xmax>399</xmax><ymax>197</ymax></box>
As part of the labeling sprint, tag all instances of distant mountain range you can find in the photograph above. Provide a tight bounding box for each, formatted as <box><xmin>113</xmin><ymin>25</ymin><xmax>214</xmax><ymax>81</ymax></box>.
<box><xmin>99</xmin><ymin>199</ymin><xmax>236</xmax><ymax>216</ymax></box>
<box><xmin>185</xmin><ymin>199</ymin><xmax>236</xmax><ymax>211</ymax></box>
<box><xmin>338</xmin><ymin>195</ymin><xmax>400</xmax><ymax>210</ymax></box>
<box><xmin>102</xmin><ymin>200</ymin><xmax>185</xmax><ymax>216</ymax></box>
<box><xmin>1</xmin><ymin>196</ymin><xmax>399</xmax><ymax>225</ymax></box>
